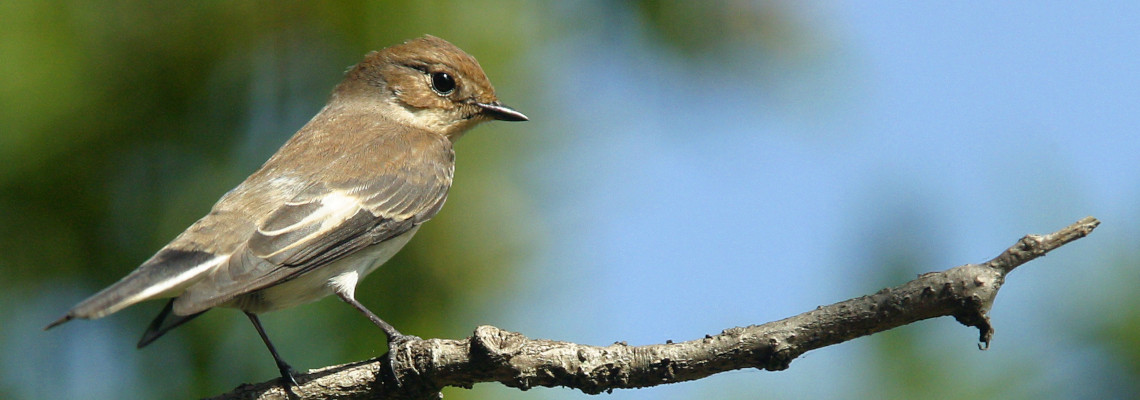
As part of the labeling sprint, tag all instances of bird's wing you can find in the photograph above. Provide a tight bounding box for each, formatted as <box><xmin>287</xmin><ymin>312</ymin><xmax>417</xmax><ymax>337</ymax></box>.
<box><xmin>172</xmin><ymin>161</ymin><xmax>452</xmax><ymax>315</ymax></box>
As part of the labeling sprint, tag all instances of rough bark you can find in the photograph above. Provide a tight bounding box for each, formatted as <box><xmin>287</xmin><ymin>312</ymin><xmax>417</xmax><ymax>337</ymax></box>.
<box><xmin>207</xmin><ymin>216</ymin><xmax>1100</xmax><ymax>400</ymax></box>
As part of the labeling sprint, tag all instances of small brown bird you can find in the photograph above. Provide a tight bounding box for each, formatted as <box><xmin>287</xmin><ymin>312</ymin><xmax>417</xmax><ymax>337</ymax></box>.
<box><xmin>45</xmin><ymin>35</ymin><xmax>527</xmax><ymax>384</ymax></box>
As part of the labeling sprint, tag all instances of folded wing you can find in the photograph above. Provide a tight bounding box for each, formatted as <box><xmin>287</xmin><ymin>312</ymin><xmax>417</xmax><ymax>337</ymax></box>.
<box><xmin>172</xmin><ymin>167</ymin><xmax>451</xmax><ymax>315</ymax></box>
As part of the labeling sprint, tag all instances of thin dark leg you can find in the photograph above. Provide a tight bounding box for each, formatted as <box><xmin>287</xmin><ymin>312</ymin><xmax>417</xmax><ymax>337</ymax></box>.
<box><xmin>246</xmin><ymin>312</ymin><xmax>299</xmax><ymax>386</ymax></box>
<box><xmin>336</xmin><ymin>292</ymin><xmax>418</xmax><ymax>385</ymax></box>
<box><xmin>335</xmin><ymin>292</ymin><xmax>414</xmax><ymax>343</ymax></box>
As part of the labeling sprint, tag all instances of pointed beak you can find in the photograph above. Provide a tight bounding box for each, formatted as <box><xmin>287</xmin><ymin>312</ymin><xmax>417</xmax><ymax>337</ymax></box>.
<box><xmin>477</xmin><ymin>101</ymin><xmax>529</xmax><ymax>122</ymax></box>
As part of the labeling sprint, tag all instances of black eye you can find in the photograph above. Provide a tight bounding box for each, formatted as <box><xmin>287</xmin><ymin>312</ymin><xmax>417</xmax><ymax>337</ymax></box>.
<box><xmin>430</xmin><ymin>72</ymin><xmax>456</xmax><ymax>95</ymax></box>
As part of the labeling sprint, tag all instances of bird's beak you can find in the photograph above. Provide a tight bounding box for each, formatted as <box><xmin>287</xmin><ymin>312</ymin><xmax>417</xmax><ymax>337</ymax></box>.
<box><xmin>477</xmin><ymin>101</ymin><xmax>529</xmax><ymax>122</ymax></box>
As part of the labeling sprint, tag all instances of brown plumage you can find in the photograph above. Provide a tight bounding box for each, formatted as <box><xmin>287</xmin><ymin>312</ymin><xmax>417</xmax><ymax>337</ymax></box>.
<box><xmin>45</xmin><ymin>35</ymin><xmax>527</xmax><ymax>385</ymax></box>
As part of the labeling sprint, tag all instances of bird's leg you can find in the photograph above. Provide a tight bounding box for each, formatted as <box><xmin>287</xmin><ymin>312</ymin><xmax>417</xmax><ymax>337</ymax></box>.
<box><xmin>336</xmin><ymin>292</ymin><xmax>419</xmax><ymax>384</ymax></box>
<box><xmin>245</xmin><ymin>312</ymin><xmax>299</xmax><ymax>386</ymax></box>
<box><xmin>335</xmin><ymin>293</ymin><xmax>416</xmax><ymax>342</ymax></box>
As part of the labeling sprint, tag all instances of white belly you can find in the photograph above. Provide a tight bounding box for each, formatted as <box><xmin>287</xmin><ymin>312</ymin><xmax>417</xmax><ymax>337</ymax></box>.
<box><xmin>238</xmin><ymin>225</ymin><xmax>420</xmax><ymax>313</ymax></box>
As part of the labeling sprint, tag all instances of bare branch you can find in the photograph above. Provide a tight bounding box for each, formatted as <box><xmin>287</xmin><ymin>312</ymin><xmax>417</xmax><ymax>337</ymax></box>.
<box><xmin>206</xmin><ymin>217</ymin><xmax>1100</xmax><ymax>400</ymax></box>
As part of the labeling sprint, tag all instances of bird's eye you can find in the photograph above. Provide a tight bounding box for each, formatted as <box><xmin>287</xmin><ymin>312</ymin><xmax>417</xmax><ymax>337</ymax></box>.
<box><xmin>431</xmin><ymin>72</ymin><xmax>456</xmax><ymax>95</ymax></box>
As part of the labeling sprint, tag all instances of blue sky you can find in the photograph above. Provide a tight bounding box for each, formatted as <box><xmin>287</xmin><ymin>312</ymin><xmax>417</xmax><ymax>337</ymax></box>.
<box><xmin>480</xmin><ymin>2</ymin><xmax>1139</xmax><ymax>399</ymax></box>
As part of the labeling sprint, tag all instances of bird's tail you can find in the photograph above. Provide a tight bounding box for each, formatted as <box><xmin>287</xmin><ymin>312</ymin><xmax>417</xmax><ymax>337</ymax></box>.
<box><xmin>137</xmin><ymin>299</ymin><xmax>206</xmax><ymax>348</ymax></box>
<box><xmin>44</xmin><ymin>248</ymin><xmax>223</xmax><ymax>330</ymax></box>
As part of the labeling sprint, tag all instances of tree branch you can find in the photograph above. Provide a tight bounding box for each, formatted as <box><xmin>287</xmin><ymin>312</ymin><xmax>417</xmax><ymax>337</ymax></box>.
<box><xmin>207</xmin><ymin>216</ymin><xmax>1100</xmax><ymax>400</ymax></box>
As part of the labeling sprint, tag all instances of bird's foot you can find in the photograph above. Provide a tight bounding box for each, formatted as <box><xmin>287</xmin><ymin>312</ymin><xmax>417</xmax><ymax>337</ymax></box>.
<box><xmin>276</xmin><ymin>361</ymin><xmax>300</xmax><ymax>387</ymax></box>
<box><xmin>387</xmin><ymin>333</ymin><xmax>421</xmax><ymax>386</ymax></box>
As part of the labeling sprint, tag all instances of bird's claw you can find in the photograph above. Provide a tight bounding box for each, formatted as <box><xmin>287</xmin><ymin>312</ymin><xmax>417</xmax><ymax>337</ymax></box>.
<box><xmin>387</xmin><ymin>334</ymin><xmax>421</xmax><ymax>386</ymax></box>
<box><xmin>277</xmin><ymin>363</ymin><xmax>300</xmax><ymax>386</ymax></box>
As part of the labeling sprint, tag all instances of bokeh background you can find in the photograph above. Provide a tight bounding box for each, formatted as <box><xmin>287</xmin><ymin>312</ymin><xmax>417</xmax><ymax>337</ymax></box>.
<box><xmin>3</xmin><ymin>1</ymin><xmax>1138</xmax><ymax>399</ymax></box>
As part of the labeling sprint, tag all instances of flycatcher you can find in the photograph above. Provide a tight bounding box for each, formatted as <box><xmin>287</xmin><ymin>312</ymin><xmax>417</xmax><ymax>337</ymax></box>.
<box><xmin>45</xmin><ymin>35</ymin><xmax>527</xmax><ymax>384</ymax></box>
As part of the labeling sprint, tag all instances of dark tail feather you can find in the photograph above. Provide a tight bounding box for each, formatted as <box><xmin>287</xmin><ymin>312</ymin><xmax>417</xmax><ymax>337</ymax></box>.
<box><xmin>137</xmin><ymin>299</ymin><xmax>205</xmax><ymax>348</ymax></box>
<box><xmin>44</xmin><ymin>314</ymin><xmax>73</xmax><ymax>330</ymax></box>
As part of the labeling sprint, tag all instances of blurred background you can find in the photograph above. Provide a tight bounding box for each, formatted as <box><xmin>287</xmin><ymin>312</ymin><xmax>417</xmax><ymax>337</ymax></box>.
<box><xmin>2</xmin><ymin>1</ymin><xmax>1138</xmax><ymax>399</ymax></box>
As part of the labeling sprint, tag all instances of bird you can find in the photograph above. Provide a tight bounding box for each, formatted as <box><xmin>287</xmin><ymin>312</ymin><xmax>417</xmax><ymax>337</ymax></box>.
<box><xmin>45</xmin><ymin>35</ymin><xmax>528</xmax><ymax>385</ymax></box>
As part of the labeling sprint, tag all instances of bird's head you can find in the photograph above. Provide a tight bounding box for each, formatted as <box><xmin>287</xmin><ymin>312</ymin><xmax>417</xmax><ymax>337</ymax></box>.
<box><xmin>335</xmin><ymin>35</ymin><xmax>527</xmax><ymax>141</ymax></box>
